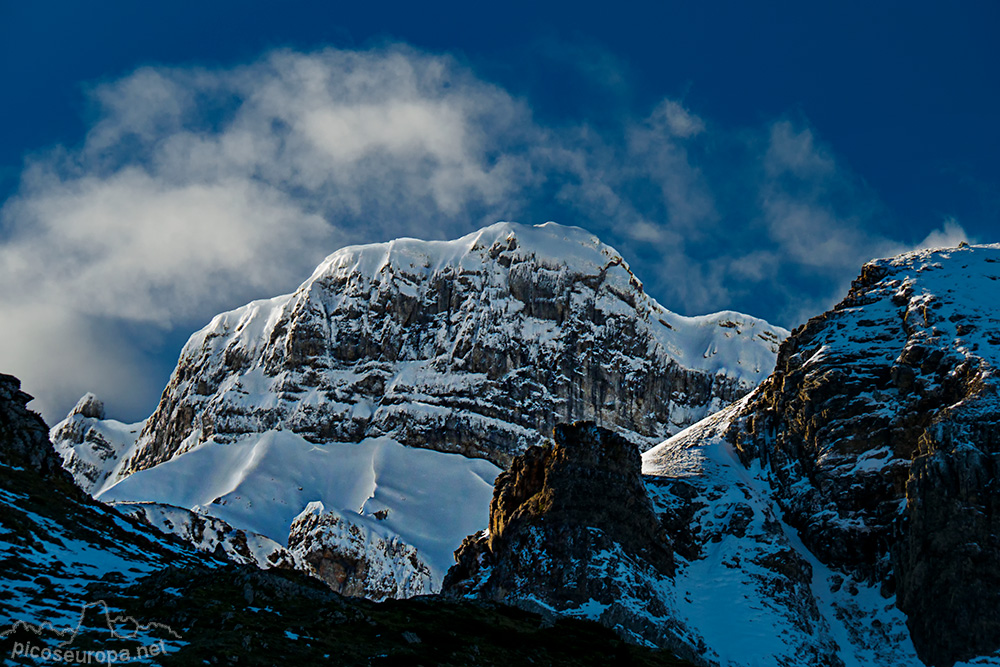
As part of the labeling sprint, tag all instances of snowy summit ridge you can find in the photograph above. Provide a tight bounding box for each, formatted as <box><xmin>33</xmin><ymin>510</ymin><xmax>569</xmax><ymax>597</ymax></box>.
<box><xmin>128</xmin><ymin>221</ymin><xmax>785</xmax><ymax>473</ymax></box>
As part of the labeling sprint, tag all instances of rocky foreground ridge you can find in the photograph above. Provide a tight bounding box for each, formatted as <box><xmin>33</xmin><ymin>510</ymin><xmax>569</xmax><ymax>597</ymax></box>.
<box><xmin>444</xmin><ymin>422</ymin><xmax>692</xmax><ymax>656</ymax></box>
<box><xmin>0</xmin><ymin>372</ymin><xmax>690</xmax><ymax>665</ymax></box>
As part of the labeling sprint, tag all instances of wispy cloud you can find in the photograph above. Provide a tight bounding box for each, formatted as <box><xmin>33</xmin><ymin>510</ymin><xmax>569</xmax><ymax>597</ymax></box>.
<box><xmin>0</xmin><ymin>45</ymin><xmax>969</xmax><ymax>421</ymax></box>
<box><xmin>912</xmin><ymin>217</ymin><xmax>970</xmax><ymax>250</ymax></box>
<box><xmin>1</xmin><ymin>47</ymin><xmax>551</xmax><ymax>419</ymax></box>
<box><xmin>752</xmin><ymin>121</ymin><xmax>969</xmax><ymax>323</ymax></box>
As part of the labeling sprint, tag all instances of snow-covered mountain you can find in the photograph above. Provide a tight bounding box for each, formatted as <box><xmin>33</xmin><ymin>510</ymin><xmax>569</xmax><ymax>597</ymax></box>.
<box><xmin>98</xmin><ymin>430</ymin><xmax>499</xmax><ymax>597</ymax></box>
<box><xmin>51</xmin><ymin>221</ymin><xmax>786</xmax><ymax>600</ymax></box>
<box><xmin>445</xmin><ymin>244</ymin><xmax>1000</xmax><ymax>667</ymax></box>
<box><xmin>715</xmin><ymin>243</ymin><xmax>1000</xmax><ymax>666</ymax></box>
<box><xmin>50</xmin><ymin>393</ymin><xmax>141</xmax><ymax>495</ymax></box>
<box><xmin>127</xmin><ymin>220</ymin><xmax>782</xmax><ymax>475</ymax></box>
<box><xmin>32</xmin><ymin>228</ymin><xmax>1000</xmax><ymax>665</ymax></box>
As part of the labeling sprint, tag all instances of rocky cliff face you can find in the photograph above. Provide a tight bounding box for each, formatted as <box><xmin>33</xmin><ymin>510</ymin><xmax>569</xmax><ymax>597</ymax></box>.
<box><xmin>443</xmin><ymin>422</ymin><xmax>683</xmax><ymax>652</ymax></box>
<box><xmin>0</xmin><ymin>373</ymin><xmax>71</xmax><ymax>479</ymax></box>
<box><xmin>96</xmin><ymin>221</ymin><xmax>783</xmax><ymax>481</ymax></box>
<box><xmin>446</xmin><ymin>245</ymin><xmax>1000</xmax><ymax>667</ymax></box>
<box><xmin>678</xmin><ymin>244</ymin><xmax>1000</xmax><ymax>666</ymax></box>
<box><xmin>287</xmin><ymin>502</ymin><xmax>434</xmax><ymax>601</ymax></box>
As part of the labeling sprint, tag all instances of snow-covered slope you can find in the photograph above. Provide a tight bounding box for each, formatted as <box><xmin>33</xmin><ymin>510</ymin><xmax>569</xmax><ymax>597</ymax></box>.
<box><xmin>652</xmin><ymin>244</ymin><xmax>1000</xmax><ymax>667</ymax></box>
<box><xmin>0</xmin><ymin>374</ymin><xmax>206</xmax><ymax>659</ymax></box>
<box><xmin>642</xmin><ymin>402</ymin><xmax>921</xmax><ymax>667</ymax></box>
<box><xmin>111</xmin><ymin>501</ymin><xmax>297</xmax><ymax>570</ymax></box>
<box><xmin>50</xmin><ymin>393</ymin><xmax>142</xmax><ymax>495</ymax></box>
<box><xmin>97</xmin><ymin>431</ymin><xmax>499</xmax><ymax>595</ymax></box>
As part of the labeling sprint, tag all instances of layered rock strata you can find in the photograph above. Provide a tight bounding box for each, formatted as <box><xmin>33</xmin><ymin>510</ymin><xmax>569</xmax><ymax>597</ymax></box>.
<box><xmin>93</xmin><ymin>222</ymin><xmax>784</xmax><ymax>481</ymax></box>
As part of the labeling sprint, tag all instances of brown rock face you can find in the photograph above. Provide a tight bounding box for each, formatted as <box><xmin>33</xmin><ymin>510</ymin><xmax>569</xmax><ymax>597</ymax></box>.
<box><xmin>483</xmin><ymin>422</ymin><xmax>674</xmax><ymax>573</ymax></box>
<box><xmin>443</xmin><ymin>422</ymin><xmax>678</xmax><ymax>649</ymax></box>
<box><xmin>723</xmin><ymin>245</ymin><xmax>1000</xmax><ymax>666</ymax></box>
<box><xmin>894</xmin><ymin>424</ymin><xmax>1000</xmax><ymax>666</ymax></box>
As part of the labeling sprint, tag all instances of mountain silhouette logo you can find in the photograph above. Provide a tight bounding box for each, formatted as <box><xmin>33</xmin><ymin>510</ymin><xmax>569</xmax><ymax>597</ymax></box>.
<box><xmin>1</xmin><ymin>599</ymin><xmax>181</xmax><ymax>647</ymax></box>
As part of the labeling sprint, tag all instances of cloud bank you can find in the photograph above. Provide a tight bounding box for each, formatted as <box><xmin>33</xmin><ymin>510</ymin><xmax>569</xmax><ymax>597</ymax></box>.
<box><xmin>0</xmin><ymin>45</ymin><xmax>968</xmax><ymax>421</ymax></box>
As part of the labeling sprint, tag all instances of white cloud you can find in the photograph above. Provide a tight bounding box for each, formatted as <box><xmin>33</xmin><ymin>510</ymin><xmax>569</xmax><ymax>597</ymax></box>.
<box><xmin>650</xmin><ymin>99</ymin><xmax>705</xmax><ymax>139</ymax></box>
<box><xmin>0</xmin><ymin>45</ymin><xmax>968</xmax><ymax>422</ymax></box>
<box><xmin>628</xmin><ymin>101</ymin><xmax>715</xmax><ymax>230</ymax></box>
<box><xmin>0</xmin><ymin>47</ymin><xmax>543</xmax><ymax>421</ymax></box>
<box><xmin>626</xmin><ymin>220</ymin><xmax>667</xmax><ymax>243</ymax></box>
<box><xmin>913</xmin><ymin>217</ymin><xmax>970</xmax><ymax>250</ymax></box>
<box><xmin>3</xmin><ymin>171</ymin><xmax>330</xmax><ymax>323</ymax></box>
<box><xmin>0</xmin><ymin>303</ymin><xmax>160</xmax><ymax>424</ymax></box>
<box><xmin>765</xmin><ymin>121</ymin><xmax>836</xmax><ymax>179</ymax></box>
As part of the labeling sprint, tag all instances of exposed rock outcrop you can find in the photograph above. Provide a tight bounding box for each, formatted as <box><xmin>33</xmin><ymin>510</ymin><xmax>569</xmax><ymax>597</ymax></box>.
<box><xmin>287</xmin><ymin>502</ymin><xmax>433</xmax><ymax>601</ymax></box>
<box><xmin>444</xmin><ymin>422</ymin><xmax>683</xmax><ymax>651</ymax></box>
<box><xmin>113</xmin><ymin>501</ymin><xmax>299</xmax><ymax>570</ymax></box>
<box><xmin>0</xmin><ymin>373</ymin><xmax>73</xmax><ymax>481</ymax></box>
<box><xmin>72</xmin><ymin>392</ymin><xmax>105</xmax><ymax>420</ymax></box>
<box><xmin>50</xmin><ymin>398</ymin><xmax>140</xmax><ymax>495</ymax></box>
<box><xmin>895</xmin><ymin>437</ymin><xmax>1000</xmax><ymax>666</ymax></box>
<box><xmin>0</xmin><ymin>372</ymin><xmax>217</xmax><ymax>654</ymax></box>
<box><xmin>699</xmin><ymin>244</ymin><xmax>1000</xmax><ymax>666</ymax></box>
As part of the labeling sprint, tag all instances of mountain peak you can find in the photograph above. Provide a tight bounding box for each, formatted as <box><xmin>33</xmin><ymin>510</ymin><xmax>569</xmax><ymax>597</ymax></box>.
<box><xmin>70</xmin><ymin>393</ymin><xmax>105</xmax><ymax>420</ymax></box>
<box><xmin>648</xmin><ymin>241</ymin><xmax>1000</xmax><ymax>666</ymax></box>
<box><xmin>308</xmin><ymin>221</ymin><xmax>621</xmax><ymax>286</ymax></box>
<box><xmin>53</xmin><ymin>220</ymin><xmax>786</xmax><ymax>602</ymax></box>
<box><xmin>116</xmin><ymin>220</ymin><xmax>786</xmax><ymax>478</ymax></box>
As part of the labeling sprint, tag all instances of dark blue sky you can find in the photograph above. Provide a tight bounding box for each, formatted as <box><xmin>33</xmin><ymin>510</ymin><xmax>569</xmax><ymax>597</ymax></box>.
<box><xmin>1</xmin><ymin>1</ymin><xmax>998</xmax><ymax>421</ymax></box>
<box><xmin>2</xmin><ymin>1</ymin><xmax>996</xmax><ymax>230</ymax></box>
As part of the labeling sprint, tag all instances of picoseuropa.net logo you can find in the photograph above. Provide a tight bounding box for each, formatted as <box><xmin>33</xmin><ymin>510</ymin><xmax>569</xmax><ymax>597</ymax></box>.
<box><xmin>1</xmin><ymin>599</ymin><xmax>181</xmax><ymax>665</ymax></box>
